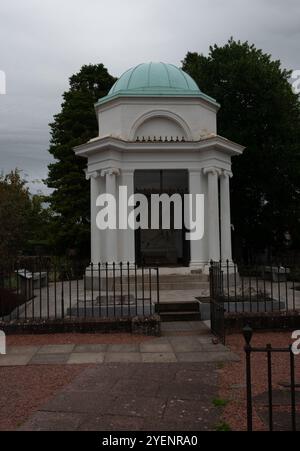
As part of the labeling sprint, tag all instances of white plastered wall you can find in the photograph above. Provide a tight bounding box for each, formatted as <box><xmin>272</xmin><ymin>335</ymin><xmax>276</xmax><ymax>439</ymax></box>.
<box><xmin>96</xmin><ymin>98</ymin><xmax>218</xmax><ymax>142</ymax></box>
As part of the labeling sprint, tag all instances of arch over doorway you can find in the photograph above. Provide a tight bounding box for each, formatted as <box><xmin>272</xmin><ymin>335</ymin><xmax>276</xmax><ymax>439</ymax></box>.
<box><xmin>130</xmin><ymin>110</ymin><xmax>192</xmax><ymax>141</ymax></box>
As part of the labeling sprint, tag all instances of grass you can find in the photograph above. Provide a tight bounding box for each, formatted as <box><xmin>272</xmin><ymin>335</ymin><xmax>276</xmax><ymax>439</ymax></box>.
<box><xmin>213</xmin><ymin>398</ymin><xmax>229</xmax><ymax>408</ymax></box>
<box><xmin>215</xmin><ymin>421</ymin><xmax>232</xmax><ymax>432</ymax></box>
<box><xmin>217</xmin><ymin>362</ymin><xmax>225</xmax><ymax>369</ymax></box>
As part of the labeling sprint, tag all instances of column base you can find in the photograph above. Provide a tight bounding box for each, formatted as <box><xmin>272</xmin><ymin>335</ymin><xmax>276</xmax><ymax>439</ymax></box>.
<box><xmin>189</xmin><ymin>261</ymin><xmax>206</xmax><ymax>272</ymax></box>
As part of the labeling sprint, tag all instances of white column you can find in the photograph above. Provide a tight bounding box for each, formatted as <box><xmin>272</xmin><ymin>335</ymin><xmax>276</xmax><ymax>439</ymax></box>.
<box><xmin>188</xmin><ymin>169</ymin><xmax>205</xmax><ymax>268</ymax></box>
<box><xmin>101</xmin><ymin>168</ymin><xmax>120</xmax><ymax>263</ymax></box>
<box><xmin>203</xmin><ymin>167</ymin><xmax>221</xmax><ymax>262</ymax></box>
<box><xmin>120</xmin><ymin>170</ymin><xmax>135</xmax><ymax>264</ymax></box>
<box><xmin>86</xmin><ymin>171</ymin><xmax>101</xmax><ymax>264</ymax></box>
<box><xmin>220</xmin><ymin>170</ymin><xmax>233</xmax><ymax>262</ymax></box>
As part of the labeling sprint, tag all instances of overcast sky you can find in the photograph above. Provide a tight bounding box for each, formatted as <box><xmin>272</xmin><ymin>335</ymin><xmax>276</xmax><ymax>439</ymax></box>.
<box><xmin>0</xmin><ymin>0</ymin><xmax>299</xmax><ymax>193</ymax></box>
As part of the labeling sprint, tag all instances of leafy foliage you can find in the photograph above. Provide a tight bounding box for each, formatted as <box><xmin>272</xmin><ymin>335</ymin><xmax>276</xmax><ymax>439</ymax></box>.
<box><xmin>183</xmin><ymin>39</ymin><xmax>300</xmax><ymax>259</ymax></box>
<box><xmin>0</xmin><ymin>170</ymin><xmax>51</xmax><ymax>265</ymax></box>
<box><xmin>46</xmin><ymin>64</ymin><xmax>116</xmax><ymax>256</ymax></box>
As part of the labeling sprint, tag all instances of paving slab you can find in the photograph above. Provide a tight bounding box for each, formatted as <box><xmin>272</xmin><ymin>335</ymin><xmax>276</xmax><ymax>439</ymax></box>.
<box><xmin>197</xmin><ymin>336</ymin><xmax>216</xmax><ymax>344</ymax></box>
<box><xmin>0</xmin><ymin>354</ymin><xmax>33</xmax><ymax>367</ymax></box>
<box><xmin>175</xmin><ymin>365</ymin><xmax>217</xmax><ymax>383</ymax></box>
<box><xmin>176</xmin><ymin>351</ymin><xmax>239</xmax><ymax>363</ymax></box>
<box><xmin>123</xmin><ymin>364</ymin><xmax>177</xmax><ymax>382</ymax></box>
<box><xmin>163</xmin><ymin>398</ymin><xmax>217</xmax><ymax>426</ymax></box>
<box><xmin>111</xmin><ymin>378</ymin><xmax>160</xmax><ymax>397</ymax></box>
<box><xmin>73</xmin><ymin>344</ymin><xmax>108</xmax><ymax>353</ymax></box>
<box><xmin>37</xmin><ymin>345</ymin><xmax>75</xmax><ymax>354</ymax></box>
<box><xmin>79</xmin><ymin>415</ymin><xmax>145</xmax><ymax>431</ymax></box>
<box><xmin>107</xmin><ymin>344</ymin><xmax>139</xmax><ymax>353</ymax></box>
<box><xmin>157</xmin><ymin>380</ymin><xmax>219</xmax><ymax>404</ymax></box>
<box><xmin>141</xmin><ymin>352</ymin><xmax>177</xmax><ymax>363</ymax></box>
<box><xmin>140</xmin><ymin>342</ymin><xmax>173</xmax><ymax>353</ymax></box>
<box><xmin>199</xmin><ymin>343</ymin><xmax>231</xmax><ymax>352</ymax></box>
<box><xmin>7</xmin><ymin>346</ymin><xmax>40</xmax><ymax>355</ymax></box>
<box><xmin>67</xmin><ymin>353</ymin><xmax>105</xmax><ymax>365</ymax></box>
<box><xmin>188</xmin><ymin>322</ymin><xmax>211</xmax><ymax>333</ymax></box>
<box><xmin>108</xmin><ymin>395</ymin><xmax>167</xmax><ymax>418</ymax></box>
<box><xmin>20</xmin><ymin>363</ymin><xmax>221</xmax><ymax>431</ymax></box>
<box><xmin>29</xmin><ymin>353</ymin><xmax>70</xmax><ymax>365</ymax></box>
<box><xmin>0</xmin><ymin>322</ymin><xmax>236</xmax><ymax>367</ymax></box>
<box><xmin>40</xmin><ymin>391</ymin><xmax>112</xmax><ymax>414</ymax></box>
<box><xmin>169</xmin><ymin>339</ymin><xmax>203</xmax><ymax>353</ymax></box>
<box><xmin>161</xmin><ymin>322</ymin><xmax>194</xmax><ymax>332</ymax></box>
<box><xmin>157</xmin><ymin>381</ymin><xmax>217</xmax><ymax>401</ymax></box>
<box><xmin>19</xmin><ymin>411</ymin><xmax>84</xmax><ymax>431</ymax></box>
<box><xmin>105</xmin><ymin>352</ymin><xmax>142</xmax><ymax>363</ymax></box>
<box><xmin>63</xmin><ymin>373</ymin><xmax>118</xmax><ymax>393</ymax></box>
<box><xmin>141</xmin><ymin>419</ymin><xmax>211</xmax><ymax>432</ymax></box>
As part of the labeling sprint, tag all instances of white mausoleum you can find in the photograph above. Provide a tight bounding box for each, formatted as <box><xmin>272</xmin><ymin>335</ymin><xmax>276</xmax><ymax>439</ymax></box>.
<box><xmin>74</xmin><ymin>62</ymin><xmax>244</xmax><ymax>271</ymax></box>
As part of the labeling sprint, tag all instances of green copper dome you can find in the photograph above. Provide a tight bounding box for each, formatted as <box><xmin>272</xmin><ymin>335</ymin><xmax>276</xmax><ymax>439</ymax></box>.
<box><xmin>97</xmin><ymin>62</ymin><xmax>218</xmax><ymax>106</ymax></box>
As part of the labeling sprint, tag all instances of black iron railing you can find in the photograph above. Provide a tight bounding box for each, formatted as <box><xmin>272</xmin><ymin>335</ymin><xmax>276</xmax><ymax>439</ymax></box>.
<box><xmin>209</xmin><ymin>261</ymin><xmax>226</xmax><ymax>344</ymax></box>
<box><xmin>210</xmin><ymin>260</ymin><xmax>299</xmax><ymax>315</ymax></box>
<box><xmin>209</xmin><ymin>260</ymin><xmax>300</xmax><ymax>344</ymax></box>
<box><xmin>0</xmin><ymin>259</ymin><xmax>160</xmax><ymax>322</ymax></box>
<box><xmin>243</xmin><ymin>327</ymin><xmax>298</xmax><ymax>432</ymax></box>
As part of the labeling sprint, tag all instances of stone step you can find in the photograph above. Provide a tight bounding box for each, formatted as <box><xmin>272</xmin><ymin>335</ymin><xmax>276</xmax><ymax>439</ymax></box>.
<box><xmin>155</xmin><ymin>300</ymin><xmax>202</xmax><ymax>322</ymax></box>
<box><xmin>111</xmin><ymin>282</ymin><xmax>209</xmax><ymax>291</ymax></box>
<box><xmin>155</xmin><ymin>301</ymin><xmax>200</xmax><ymax>313</ymax></box>
<box><xmin>89</xmin><ymin>274</ymin><xmax>208</xmax><ymax>283</ymax></box>
<box><xmin>155</xmin><ymin>275</ymin><xmax>208</xmax><ymax>283</ymax></box>
<box><xmin>159</xmin><ymin>311</ymin><xmax>202</xmax><ymax>322</ymax></box>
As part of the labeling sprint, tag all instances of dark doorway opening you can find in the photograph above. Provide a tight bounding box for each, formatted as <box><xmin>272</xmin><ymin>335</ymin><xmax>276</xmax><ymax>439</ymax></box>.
<box><xmin>134</xmin><ymin>170</ymin><xmax>190</xmax><ymax>267</ymax></box>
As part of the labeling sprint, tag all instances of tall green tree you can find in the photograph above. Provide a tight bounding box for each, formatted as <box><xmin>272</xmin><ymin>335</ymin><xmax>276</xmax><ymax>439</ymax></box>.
<box><xmin>0</xmin><ymin>170</ymin><xmax>46</xmax><ymax>265</ymax></box>
<box><xmin>183</xmin><ymin>39</ymin><xmax>300</xmax><ymax>260</ymax></box>
<box><xmin>47</xmin><ymin>64</ymin><xmax>116</xmax><ymax>256</ymax></box>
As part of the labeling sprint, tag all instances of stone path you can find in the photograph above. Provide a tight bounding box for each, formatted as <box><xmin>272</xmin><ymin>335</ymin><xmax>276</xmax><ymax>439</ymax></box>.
<box><xmin>0</xmin><ymin>322</ymin><xmax>239</xmax><ymax>366</ymax></box>
<box><xmin>19</xmin><ymin>362</ymin><xmax>222</xmax><ymax>431</ymax></box>
<box><xmin>4</xmin><ymin>322</ymin><xmax>240</xmax><ymax>431</ymax></box>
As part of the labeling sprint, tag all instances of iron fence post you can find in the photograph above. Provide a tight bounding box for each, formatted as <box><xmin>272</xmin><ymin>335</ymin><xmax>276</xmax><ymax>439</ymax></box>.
<box><xmin>266</xmin><ymin>344</ymin><xmax>273</xmax><ymax>431</ymax></box>
<box><xmin>243</xmin><ymin>326</ymin><xmax>253</xmax><ymax>432</ymax></box>
<box><xmin>290</xmin><ymin>345</ymin><xmax>297</xmax><ymax>431</ymax></box>
<box><xmin>245</xmin><ymin>344</ymin><xmax>253</xmax><ymax>432</ymax></box>
<box><xmin>61</xmin><ymin>277</ymin><xmax>64</xmax><ymax>320</ymax></box>
<box><xmin>156</xmin><ymin>267</ymin><xmax>160</xmax><ymax>314</ymax></box>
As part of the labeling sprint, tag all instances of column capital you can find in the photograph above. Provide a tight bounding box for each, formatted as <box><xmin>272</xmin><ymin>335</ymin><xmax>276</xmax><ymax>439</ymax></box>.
<box><xmin>122</xmin><ymin>169</ymin><xmax>135</xmax><ymax>177</ymax></box>
<box><xmin>221</xmin><ymin>169</ymin><xmax>233</xmax><ymax>179</ymax></box>
<box><xmin>203</xmin><ymin>167</ymin><xmax>222</xmax><ymax>176</ymax></box>
<box><xmin>85</xmin><ymin>170</ymin><xmax>101</xmax><ymax>180</ymax></box>
<box><xmin>101</xmin><ymin>168</ymin><xmax>121</xmax><ymax>178</ymax></box>
<box><xmin>188</xmin><ymin>168</ymin><xmax>202</xmax><ymax>176</ymax></box>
